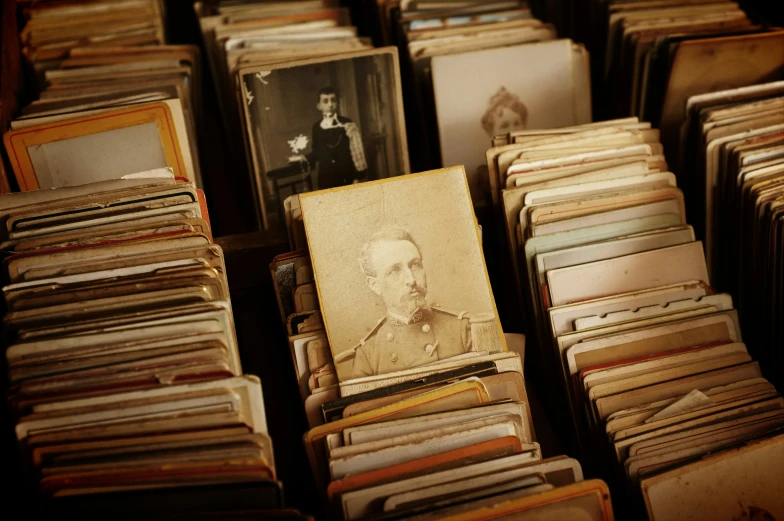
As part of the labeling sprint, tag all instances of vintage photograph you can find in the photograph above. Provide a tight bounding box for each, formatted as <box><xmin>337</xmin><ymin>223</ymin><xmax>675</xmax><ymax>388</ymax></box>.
<box><xmin>240</xmin><ymin>47</ymin><xmax>409</xmax><ymax>229</ymax></box>
<box><xmin>430</xmin><ymin>39</ymin><xmax>591</xmax><ymax>205</ymax></box>
<box><xmin>299</xmin><ymin>166</ymin><xmax>506</xmax><ymax>382</ymax></box>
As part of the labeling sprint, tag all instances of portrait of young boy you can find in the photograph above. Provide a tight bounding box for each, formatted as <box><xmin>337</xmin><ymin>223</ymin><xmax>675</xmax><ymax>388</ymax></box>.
<box><xmin>241</xmin><ymin>48</ymin><xmax>409</xmax><ymax>229</ymax></box>
<box><xmin>298</xmin><ymin>87</ymin><xmax>368</xmax><ymax>190</ymax></box>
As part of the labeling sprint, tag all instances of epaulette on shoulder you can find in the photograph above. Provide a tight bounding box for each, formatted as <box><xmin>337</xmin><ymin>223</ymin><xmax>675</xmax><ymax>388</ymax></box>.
<box><xmin>334</xmin><ymin>317</ymin><xmax>386</xmax><ymax>363</ymax></box>
<box><xmin>334</xmin><ymin>347</ymin><xmax>356</xmax><ymax>363</ymax></box>
<box><xmin>430</xmin><ymin>305</ymin><xmax>470</xmax><ymax>320</ymax></box>
<box><xmin>360</xmin><ymin>316</ymin><xmax>386</xmax><ymax>344</ymax></box>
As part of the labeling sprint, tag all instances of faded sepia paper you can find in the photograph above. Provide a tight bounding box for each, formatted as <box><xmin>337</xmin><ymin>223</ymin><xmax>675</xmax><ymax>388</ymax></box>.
<box><xmin>300</xmin><ymin>166</ymin><xmax>505</xmax><ymax>381</ymax></box>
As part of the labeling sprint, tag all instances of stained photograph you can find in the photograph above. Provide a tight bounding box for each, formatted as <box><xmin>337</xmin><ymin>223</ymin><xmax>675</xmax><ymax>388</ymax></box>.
<box><xmin>299</xmin><ymin>166</ymin><xmax>506</xmax><ymax>381</ymax></box>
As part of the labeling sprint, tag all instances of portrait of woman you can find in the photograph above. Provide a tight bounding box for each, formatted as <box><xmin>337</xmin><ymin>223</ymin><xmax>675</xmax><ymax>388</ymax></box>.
<box><xmin>481</xmin><ymin>86</ymin><xmax>529</xmax><ymax>137</ymax></box>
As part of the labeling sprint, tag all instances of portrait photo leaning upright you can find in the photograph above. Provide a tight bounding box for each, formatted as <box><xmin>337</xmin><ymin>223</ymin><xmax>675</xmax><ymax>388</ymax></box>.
<box><xmin>239</xmin><ymin>47</ymin><xmax>409</xmax><ymax>229</ymax></box>
<box><xmin>298</xmin><ymin>166</ymin><xmax>506</xmax><ymax>382</ymax></box>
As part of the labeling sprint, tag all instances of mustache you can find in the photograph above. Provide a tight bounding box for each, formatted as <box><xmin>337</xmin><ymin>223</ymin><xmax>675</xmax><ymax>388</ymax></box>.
<box><xmin>403</xmin><ymin>284</ymin><xmax>426</xmax><ymax>297</ymax></box>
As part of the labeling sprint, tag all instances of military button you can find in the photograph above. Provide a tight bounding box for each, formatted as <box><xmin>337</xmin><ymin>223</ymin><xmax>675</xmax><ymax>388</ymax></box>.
<box><xmin>425</xmin><ymin>344</ymin><xmax>435</xmax><ymax>355</ymax></box>
<box><xmin>386</xmin><ymin>332</ymin><xmax>394</xmax><ymax>342</ymax></box>
<box><xmin>390</xmin><ymin>353</ymin><xmax>398</xmax><ymax>363</ymax></box>
<box><xmin>422</xmin><ymin>323</ymin><xmax>431</xmax><ymax>333</ymax></box>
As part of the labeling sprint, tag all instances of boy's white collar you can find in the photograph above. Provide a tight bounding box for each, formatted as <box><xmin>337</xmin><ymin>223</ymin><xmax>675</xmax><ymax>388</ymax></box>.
<box><xmin>320</xmin><ymin>114</ymin><xmax>340</xmax><ymax>129</ymax></box>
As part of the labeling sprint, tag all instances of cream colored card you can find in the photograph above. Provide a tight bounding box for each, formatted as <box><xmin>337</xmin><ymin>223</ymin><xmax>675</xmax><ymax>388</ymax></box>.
<box><xmin>431</xmin><ymin>39</ymin><xmax>589</xmax><ymax>203</ymax></box>
<box><xmin>547</xmin><ymin>241</ymin><xmax>708</xmax><ymax>308</ymax></box>
<box><xmin>299</xmin><ymin>166</ymin><xmax>505</xmax><ymax>382</ymax></box>
<box><xmin>642</xmin><ymin>433</ymin><xmax>784</xmax><ymax>520</ymax></box>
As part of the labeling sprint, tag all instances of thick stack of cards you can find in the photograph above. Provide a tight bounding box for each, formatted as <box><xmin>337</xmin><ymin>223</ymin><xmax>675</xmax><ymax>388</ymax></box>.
<box><xmin>484</xmin><ymin>119</ymin><xmax>784</xmax><ymax>520</ymax></box>
<box><xmin>486</xmin><ymin>117</ymin><xmax>666</xmax><ymax>342</ymax></box>
<box><xmin>585</xmin><ymin>0</ymin><xmax>784</xmax><ymax>154</ymax></box>
<box><xmin>196</xmin><ymin>1</ymin><xmax>411</xmax><ymax>230</ymax></box>
<box><xmin>4</xmin><ymin>32</ymin><xmax>201</xmax><ymax>191</ymax></box>
<box><xmin>270</xmin><ymin>166</ymin><xmax>614</xmax><ymax>520</ymax></box>
<box><xmin>270</xmin><ymin>248</ymin><xmax>339</xmax><ymax>429</ymax></box>
<box><xmin>380</xmin><ymin>0</ymin><xmax>592</xmax><ymax>207</ymax></box>
<box><xmin>5</xmin><ymin>1</ymin><xmax>202</xmax><ymax>193</ymax></box>
<box><xmin>679</xmin><ymin>81</ymin><xmax>784</xmax><ymax>390</ymax></box>
<box><xmin>18</xmin><ymin>0</ymin><xmax>166</xmax><ymax>90</ymax></box>
<box><xmin>0</xmin><ymin>173</ymin><xmax>282</xmax><ymax>517</ymax></box>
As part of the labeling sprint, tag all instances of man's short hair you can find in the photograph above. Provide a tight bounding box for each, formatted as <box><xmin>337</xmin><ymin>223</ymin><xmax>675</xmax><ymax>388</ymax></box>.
<box><xmin>317</xmin><ymin>86</ymin><xmax>338</xmax><ymax>102</ymax></box>
<box><xmin>359</xmin><ymin>225</ymin><xmax>422</xmax><ymax>277</ymax></box>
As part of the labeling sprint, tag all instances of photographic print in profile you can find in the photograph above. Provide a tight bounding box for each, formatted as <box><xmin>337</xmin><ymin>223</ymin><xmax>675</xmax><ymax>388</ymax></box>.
<box><xmin>240</xmin><ymin>47</ymin><xmax>409</xmax><ymax>229</ymax></box>
<box><xmin>299</xmin><ymin>166</ymin><xmax>506</xmax><ymax>382</ymax></box>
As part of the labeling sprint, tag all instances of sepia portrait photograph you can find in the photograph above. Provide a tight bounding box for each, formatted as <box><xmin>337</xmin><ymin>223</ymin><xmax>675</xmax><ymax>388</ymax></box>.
<box><xmin>299</xmin><ymin>166</ymin><xmax>506</xmax><ymax>382</ymax></box>
<box><xmin>240</xmin><ymin>47</ymin><xmax>409</xmax><ymax>229</ymax></box>
<box><xmin>430</xmin><ymin>39</ymin><xmax>591</xmax><ymax>204</ymax></box>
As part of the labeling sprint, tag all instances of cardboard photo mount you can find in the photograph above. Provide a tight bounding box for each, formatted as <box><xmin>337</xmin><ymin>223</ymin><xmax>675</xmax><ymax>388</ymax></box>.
<box><xmin>3</xmin><ymin>102</ymin><xmax>188</xmax><ymax>191</ymax></box>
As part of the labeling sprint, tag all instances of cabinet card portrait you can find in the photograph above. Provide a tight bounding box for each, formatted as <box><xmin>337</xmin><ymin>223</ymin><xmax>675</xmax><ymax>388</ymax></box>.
<box><xmin>431</xmin><ymin>39</ymin><xmax>591</xmax><ymax>205</ymax></box>
<box><xmin>299</xmin><ymin>166</ymin><xmax>505</xmax><ymax>382</ymax></box>
<box><xmin>239</xmin><ymin>47</ymin><xmax>409</xmax><ymax>229</ymax></box>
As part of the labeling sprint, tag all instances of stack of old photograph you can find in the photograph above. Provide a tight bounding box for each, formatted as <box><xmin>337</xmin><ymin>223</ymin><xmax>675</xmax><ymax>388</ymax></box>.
<box><xmin>586</xmin><ymin>1</ymin><xmax>784</xmax><ymax>135</ymax></box>
<box><xmin>270</xmin><ymin>166</ymin><xmax>615</xmax><ymax>520</ymax></box>
<box><xmin>17</xmin><ymin>0</ymin><xmax>166</xmax><ymax>90</ymax></box>
<box><xmin>677</xmin><ymin>81</ymin><xmax>784</xmax><ymax>393</ymax></box>
<box><xmin>0</xmin><ymin>171</ymin><xmax>302</xmax><ymax>519</ymax></box>
<box><xmin>372</xmin><ymin>0</ymin><xmax>592</xmax><ymax>210</ymax></box>
<box><xmin>195</xmin><ymin>1</ymin><xmax>410</xmax><ymax>230</ymax></box>
<box><xmin>484</xmin><ymin>114</ymin><xmax>784</xmax><ymax>519</ymax></box>
<box><xmin>2</xmin><ymin>0</ymin><xmax>784</xmax><ymax>520</ymax></box>
<box><xmin>1</xmin><ymin>0</ymin><xmax>203</xmax><ymax>194</ymax></box>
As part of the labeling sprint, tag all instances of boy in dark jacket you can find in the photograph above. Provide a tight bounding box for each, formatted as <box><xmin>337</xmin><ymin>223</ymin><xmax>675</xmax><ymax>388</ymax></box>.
<box><xmin>298</xmin><ymin>86</ymin><xmax>368</xmax><ymax>189</ymax></box>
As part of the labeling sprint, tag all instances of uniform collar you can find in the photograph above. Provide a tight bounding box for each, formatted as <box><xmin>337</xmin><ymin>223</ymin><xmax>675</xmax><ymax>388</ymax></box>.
<box><xmin>387</xmin><ymin>307</ymin><xmax>429</xmax><ymax>326</ymax></box>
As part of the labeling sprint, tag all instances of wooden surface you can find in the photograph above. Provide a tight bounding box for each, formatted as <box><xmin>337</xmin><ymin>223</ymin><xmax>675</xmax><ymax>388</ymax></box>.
<box><xmin>163</xmin><ymin>0</ymin><xmax>259</xmax><ymax>237</ymax></box>
<box><xmin>218</xmin><ymin>231</ymin><xmax>323</xmax><ymax>516</ymax></box>
<box><xmin>0</xmin><ymin>0</ymin><xmax>26</xmax><ymax>193</ymax></box>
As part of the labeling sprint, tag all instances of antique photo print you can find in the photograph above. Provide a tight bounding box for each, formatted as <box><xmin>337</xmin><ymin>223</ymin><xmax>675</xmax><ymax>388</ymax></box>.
<box><xmin>482</xmin><ymin>87</ymin><xmax>529</xmax><ymax>137</ymax></box>
<box><xmin>299</xmin><ymin>166</ymin><xmax>506</xmax><ymax>382</ymax></box>
<box><xmin>240</xmin><ymin>47</ymin><xmax>409</xmax><ymax>229</ymax></box>
<box><xmin>431</xmin><ymin>39</ymin><xmax>590</xmax><ymax>204</ymax></box>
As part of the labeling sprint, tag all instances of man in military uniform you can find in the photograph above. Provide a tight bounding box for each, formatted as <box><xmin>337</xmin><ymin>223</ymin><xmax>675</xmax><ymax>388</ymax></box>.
<box><xmin>351</xmin><ymin>225</ymin><xmax>473</xmax><ymax>378</ymax></box>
